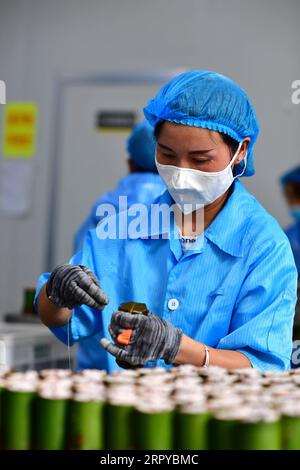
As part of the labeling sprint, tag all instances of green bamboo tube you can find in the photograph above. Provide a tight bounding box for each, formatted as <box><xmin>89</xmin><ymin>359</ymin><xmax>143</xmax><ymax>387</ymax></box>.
<box><xmin>134</xmin><ymin>402</ymin><xmax>174</xmax><ymax>450</ymax></box>
<box><xmin>281</xmin><ymin>416</ymin><xmax>300</xmax><ymax>450</ymax></box>
<box><xmin>175</xmin><ymin>404</ymin><xmax>210</xmax><ymax>450</ymax></box>
<box><xmin>280</xmin><ymin>405</ymin><xmax>300</xmax><ymax>450</ymax></box>
<box><xmin>105</xmin><ymin>401</ymin><xmax>135</xmax><ymax>450</ymax></box>
<box><xmin>206</xmin><ymin>403</ymin><xmax>240</xmax><ymax>451</ymax></box>
<box><xmin>34</xmin><ymin>394</ymin><xmax>69</xmax><ymax>450</ymax></box>
<box><xmin>236</xmin><ymin>414</ymin><xmax>281</xmax><ymax>450</ymax></box>
<box><xmin>208</xmin><ymin>407</ymin><xmax>255</xmax><ymax>450</ymax></box>
<box><xmin>68</xmin><ymin>396</ymin><xmax>104</xmax><ymax>450</ymax></box>
<box><xmin>104</xmin><ymin>383</ymin><xmax>137</xmax><ymax>450</ymax></box>
<box><xmin>2</xmin><ymin>386</ymin><xmax>36</xmax><ymax>450</ymax></box>
<box><xmin>208</xmin><ymin>416</ymin><xmax>237</xmax><ymax>450</ymax></box>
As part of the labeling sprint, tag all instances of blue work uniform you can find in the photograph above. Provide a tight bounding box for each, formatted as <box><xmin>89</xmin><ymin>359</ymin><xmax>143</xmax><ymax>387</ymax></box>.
<box><xmin>74</xmin><ymin>172</ymin><xmax>166</xmax><ymax>253</ymax></box>
<box><xmin>35</xmin><ymin>180</ymin><xmax>298</xmax><ymax>372</ymax></box>
<box><xmin>285</xmin><ymin>222</ymin><xmax>300</xmax><ymax>277</ymax></box>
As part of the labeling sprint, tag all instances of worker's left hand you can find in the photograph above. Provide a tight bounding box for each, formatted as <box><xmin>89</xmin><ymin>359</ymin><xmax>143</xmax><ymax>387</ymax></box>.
<box><xmin>100</xmin><ymin>310</ymin><xmax>183</xmax><ymax>366</ymax></box>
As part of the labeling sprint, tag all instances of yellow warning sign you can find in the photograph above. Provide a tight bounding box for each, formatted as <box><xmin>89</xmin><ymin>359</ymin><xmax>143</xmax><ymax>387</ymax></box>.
<box><xmin>2</xmin><ymin>102</ymin><xmax>38</xmax><ymax>158</ymax></box>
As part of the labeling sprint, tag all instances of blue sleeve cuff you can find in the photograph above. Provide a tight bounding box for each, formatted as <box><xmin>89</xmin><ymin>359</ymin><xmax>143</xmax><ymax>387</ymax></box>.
<box><xmin>236</xmin><ymin>347</ymin><xmax>291</xmax><ymax>372</ymax></box>
<box><xmin>34</xmin><ymin>272</ymin><xmax>50</xmax><ymax>313</ymax></box>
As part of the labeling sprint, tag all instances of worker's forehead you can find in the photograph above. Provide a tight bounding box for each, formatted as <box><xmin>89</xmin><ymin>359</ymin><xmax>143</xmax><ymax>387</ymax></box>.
<box><xmin>157</xmin><ymin>122</ymin><xmax>222</xmax><ymax>146</ymax></box>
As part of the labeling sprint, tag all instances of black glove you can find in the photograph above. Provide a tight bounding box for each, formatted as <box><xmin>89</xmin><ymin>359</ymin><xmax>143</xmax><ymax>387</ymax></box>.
<box><xmin>100</xmin><ymin>310</ymin><xmax>183</xmax><ymax>366</ymax></box>
<box><xmin>46</xmin><ymin>264</ymin><xmax>109</xmax><ymax>310</ymax></box>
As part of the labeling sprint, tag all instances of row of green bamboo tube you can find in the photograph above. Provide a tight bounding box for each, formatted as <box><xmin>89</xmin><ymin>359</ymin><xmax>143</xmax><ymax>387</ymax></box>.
<box><xmin>1</xmin><ymin>387</ymin><xmax>300</xmax><ymax>450</ymax></box>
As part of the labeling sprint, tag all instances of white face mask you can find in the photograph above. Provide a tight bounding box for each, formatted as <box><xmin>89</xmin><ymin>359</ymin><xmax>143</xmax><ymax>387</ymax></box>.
<box><xmin>156</xmin><ymin>141</ymin><xmax>246</xmax><ymax>214</ymax></box>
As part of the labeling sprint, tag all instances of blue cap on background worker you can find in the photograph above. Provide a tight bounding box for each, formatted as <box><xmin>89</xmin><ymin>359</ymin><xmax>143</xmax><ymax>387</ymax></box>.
<box><xmin>126</xmin><ymin>119</ymin><xmax>158</xmax><ymax>172</ymax></box>
<box><xmin>74</xmin><ymin>119</ymin><xmax>165</xmax><ymax>253</ymax></box>
<box><xmin>281</xmin><ymin>166</ymin><xmax>300</xmax><ymax>275</ymax></box>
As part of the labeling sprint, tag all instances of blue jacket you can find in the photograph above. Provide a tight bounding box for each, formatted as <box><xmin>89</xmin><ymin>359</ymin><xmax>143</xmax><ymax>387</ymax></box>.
<box><xmin>35</xmin><ymin>181</ymin><xmax>298</xmax><ymax>372</ymax></box>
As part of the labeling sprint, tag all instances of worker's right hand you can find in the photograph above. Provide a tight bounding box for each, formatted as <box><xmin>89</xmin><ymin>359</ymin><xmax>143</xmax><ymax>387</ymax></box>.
<box><xmin>45</xmin><ymin>264</ymin><xmax>109</xmax><ymax>310</ymax></box>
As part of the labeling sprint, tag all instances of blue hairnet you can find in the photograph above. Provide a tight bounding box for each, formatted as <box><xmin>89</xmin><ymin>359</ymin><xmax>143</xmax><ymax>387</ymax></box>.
<box><xmin>144</xmin><ymin>70</ymin><xmax>259</xmax><ymax>177</ymax></box>
<box><xmin>126</xmin><ymin>119</ymin><xmax>156</xmax><ymax>172</ymax></box>
<box><xmin>281</xmin><ymin>166</ymin><xmax>300</xmax><ymax>185</ymax></box>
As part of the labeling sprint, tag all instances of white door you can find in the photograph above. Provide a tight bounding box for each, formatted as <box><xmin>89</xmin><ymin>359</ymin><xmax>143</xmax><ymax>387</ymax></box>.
<box><xmin>51</xmin><ymin>80</ymin><xmax>167</xmax><ymax>267</ymax></box>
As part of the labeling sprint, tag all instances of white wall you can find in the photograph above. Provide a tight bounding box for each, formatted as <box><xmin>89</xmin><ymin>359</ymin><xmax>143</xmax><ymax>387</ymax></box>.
<box><xmin>0</xmin><ymin>0</ymin><xmax>299</xmax><ymax>315</ymax></box>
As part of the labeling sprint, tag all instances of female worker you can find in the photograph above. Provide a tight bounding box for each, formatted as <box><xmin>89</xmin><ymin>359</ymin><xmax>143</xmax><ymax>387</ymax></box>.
<box><xmin>36</xmin><ymin>71</ymin><xmax>297</xmax><ymax>372</ymax></box>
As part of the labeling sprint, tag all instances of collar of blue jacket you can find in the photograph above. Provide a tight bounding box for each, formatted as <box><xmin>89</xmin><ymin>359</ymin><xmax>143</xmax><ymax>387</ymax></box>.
<box><xmin>131</xmin><ymin>179</ymin><xmax>249</xmax><ymax>258</ymax></box>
